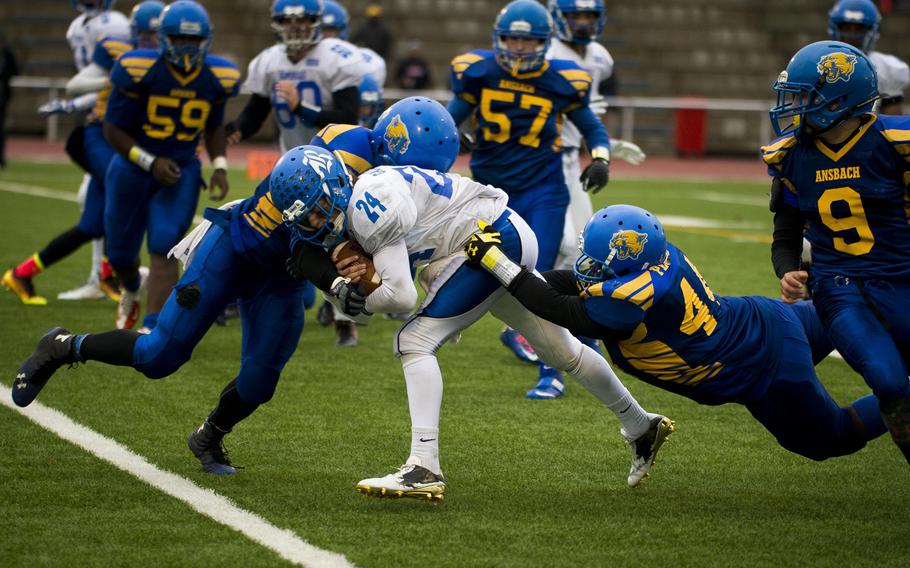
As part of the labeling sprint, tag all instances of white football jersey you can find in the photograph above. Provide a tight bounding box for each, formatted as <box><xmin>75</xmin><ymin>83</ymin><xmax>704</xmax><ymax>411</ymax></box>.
<box><xmin>359</xmin><ymin>47</ymin><xmax>387</xmax><ymax>87</ymax></box>
<box><xmin>869</xmin><ymin>51</ymin><xmax>910</xmax><ymax>100</ymax></box>
<box><xmin>66</xmin><ymin>11</ymin><xmax>130</xmax><ymax>70</ymax></box>
<box><xmin>348</xmin><ymin>166</ymin><xmax>509</xmax><ymax>267</ymax></box>
<box><xmin>243</xmin><ymin>38</ymin><xmax>368</xmax><ymax>151</ymax></box>
<box><xmin>547</xmin><ymin>38</ymin><xmax>614</xmax><ymax>150</ymax></box>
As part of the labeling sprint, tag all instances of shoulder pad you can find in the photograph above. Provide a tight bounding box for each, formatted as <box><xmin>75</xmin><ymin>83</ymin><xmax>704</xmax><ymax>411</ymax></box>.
<box><xmin>581</xmin><ymin>270</ymin><xmax>656</xmax><ymax>311</ymax></box>
<box><xmin>450</xmin><ymin>49</ymin><xmax>492</xmax><ymax>81</ymax></box>
<box><xmin>313</xmin><ymin>124</ymin><xmax>376</xmax><ymax>174</ymax></box>
<box><xmin>549</xmin><ymin>59</ymin><xmax>593</xmax><ymax>99</ymax></box>
<box><xmin>206</xmin><ymin>55</ymin><xmax>242</xmax><ymax>94</ymax></box>
<box><xmin>115</xmin><ymin>49</ymin><xmax>159</xmax><ymax>84</ymax></box>
<box><xmin>99</xmin><ymin>36</ymin><xmax>133</xmax><ymax>58</ymax></box>
<box><xmin>760</xmin><ymin>135</ymin><xmax>798</xmax><ymax>167</ymax></box>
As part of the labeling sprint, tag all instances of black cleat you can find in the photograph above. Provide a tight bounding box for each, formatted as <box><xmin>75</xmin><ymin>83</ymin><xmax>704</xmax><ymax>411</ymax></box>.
<box><xmin>317</xmin><ymin>301</ymin><xmax>334</xmax><ymax>327</ymax></box>
<box><xmin>335</xmin><ymin>321</ymin><xmax>358</xmax><ymax>347</ymax></box>
<box><xmin>13</xmin><ymin>327</ymin><xmax>77</xmax><ymax>407</ymax></box>
<box><xmin>187</xmin><ymin>420</ymin><xmax>238</xmax><ymax>475</ymax></box>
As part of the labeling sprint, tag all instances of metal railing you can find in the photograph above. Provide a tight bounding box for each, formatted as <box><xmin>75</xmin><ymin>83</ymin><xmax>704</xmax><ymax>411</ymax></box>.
<box><xmin>13</xmin><ymin>78</ymin><xmax>778</xmax><ymax>146</ymax></box>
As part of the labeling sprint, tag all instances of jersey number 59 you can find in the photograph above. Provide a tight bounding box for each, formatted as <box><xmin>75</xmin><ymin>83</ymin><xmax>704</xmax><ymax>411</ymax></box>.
<box><xmin>144</xmin><ymin>95</ymin><xmax>212</xmax><ymax>141</ymax></box>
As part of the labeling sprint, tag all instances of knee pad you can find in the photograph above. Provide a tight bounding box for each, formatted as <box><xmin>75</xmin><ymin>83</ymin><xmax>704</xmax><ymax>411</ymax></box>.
<box><xmin>393</xmin><ymin>318</ymin><xmax>445</xmax><ymax>358</ymax></box>
<box><xmin>236</xmin><ymin>361</ymin><xmax>281</xmax><ymax>405</ymax></box>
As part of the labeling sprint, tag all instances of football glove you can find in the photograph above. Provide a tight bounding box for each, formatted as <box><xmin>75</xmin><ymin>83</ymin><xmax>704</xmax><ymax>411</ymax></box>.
<box><xmin>580</xmin><ymin>158</ymin><xmax>610</xmax><ymax>194</ymax></box>
<box><xmin>330</xmin><ymin>276</ymin><xmax>368</xmax><ymax>317</ymax></box>
<box><xmin>38</xmin><ymin>99</ymin><xmax>76</xmax><ymax>116</ymax></box>
<box><xmin>464</xmin><ymin>221</ymin><xmax>523</xmax><ymax>286</ymax></box>
<box><xmin>611</xmin><ymin>139</ymin><xmax>646</xmax><ymax>165</ymax></box>
<box><xmin>589</xmin><ymin>98</ymin><xmax>608</xmax><ymax>116</ymax></box>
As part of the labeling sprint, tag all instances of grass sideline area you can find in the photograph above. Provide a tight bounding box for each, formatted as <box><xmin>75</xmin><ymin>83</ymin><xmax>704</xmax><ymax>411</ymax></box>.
<box><xmin>0</xmin><ymin>160</ymin><xmax>906</xmax><ymax>567</ymax></box>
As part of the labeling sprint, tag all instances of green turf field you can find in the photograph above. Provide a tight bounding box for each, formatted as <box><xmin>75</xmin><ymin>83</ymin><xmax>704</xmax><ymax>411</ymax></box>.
<box><xmin>0</xmin><ymin>161</ymin><xmax>905</xmax><ymax>567</ymax></box>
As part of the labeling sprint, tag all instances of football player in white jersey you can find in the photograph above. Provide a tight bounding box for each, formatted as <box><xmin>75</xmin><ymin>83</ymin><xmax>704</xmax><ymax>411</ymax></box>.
<box><xmin>319</xmin><ymin>0</ymin><xmax>387</xmax><ymax>87</ymax></box>
<box><xmin>547</xmin><ymin>0</ymin><xmax>646</xmax><ymax>273</ymax></box>
<box><xmin>829</xmin><ymin>0</ymin><xmax>908</xmax><ymax>114</ymax></box>
<box><xmin>280</xmin><ymin>98</ymin><xmax>674</xmax><ymax>501</ymax></box>
<box><xmin>40</xmin><ymin>1</ymin><xmax>131</xmax><ymax>301</ymax></box>
<box><xmin>226</xmin><ymin>0</ymin><xmax>369</xmax><ymax>152</ymax></box>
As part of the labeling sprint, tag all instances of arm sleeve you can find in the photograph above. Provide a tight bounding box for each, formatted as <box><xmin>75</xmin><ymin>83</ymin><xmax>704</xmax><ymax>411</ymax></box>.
<box><xmin>364</xmin><ymin>239</ymin><xmax>420</xmax><ymax>314</ymax></box>
<box><xmin>289</xmin><ymin>240</ymin><xmax>343</xmax><ymax>292</ymax></box>
<box><xmin>566</xmin><ymin>105</ymin><xmax>611</xmax><ymax>152</ymax></box>
<box><xmin>66</xmin><ymin>62</ymin><xmax>109</xmax><ymax>96</ymax></box>
<box><xmin>313</xmin><ymin>86</ymin><xmax>359</xmax><ymax>127</ymax></box>
<box><xmin>226</xmin><ymin>94</ymin><xmax>272</xmax><ymax>140</ymax></box>
<box><xmin>771</xmin><ymin>206</ymin><xmax>806</xmax><ymax>279</ymax></box>
<box><xmin>506</xmin><ymin>269</ymin><xmax>626</xmax><ymax>340</ymax></box>
<box><xmin>447</xmin><ymin>96</ymin><xmax>475</xmax><ymax>127</ymax></box>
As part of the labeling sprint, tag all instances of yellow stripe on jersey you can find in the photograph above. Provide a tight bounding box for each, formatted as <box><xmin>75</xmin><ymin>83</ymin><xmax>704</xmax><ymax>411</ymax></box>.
<box><xmin>891</xmin><ymin>143</ymin><xmax>910</xmax><ymax>159</ymax></box>
<box><xmin>458</xmin><ymin>92</ymin><xmax>477</xmax><ymax>105</ymax></box>
<box><xmin>813</xmin><ymin>116</ymin><xmax>876</xmax><ymax>162</ymax></box>
<box><xmin>120</xmin><ymin>56</ymin><xmax>155</xmax><ymax>68</ymax></box>
<box><xmin>882</xmin><ymin>128</ymin><xmax>910</xmax><ymax>143</ymax></box>
<box><xmin>336</xmin><ymin>150</ymin><xmax>372</xmax><ymax>175</ymax></box>
<box><xmin>257</xmin><ymin>193</ymin><xmax>283</xmax><ymax>225</ymax></box>
<box><xmin>780</xmin><ymin>177</ymin><xmax>797</xmax><ymax>194</ymax></box>
<box><xmin>570</xmin><ymin>80</ymin><xmax>591</xmax><ymax>92</ymax></box>
<box><xmin>617</xmin><ymin>324</ymin><xmax>725</xmax><ymax>386</ymax></box>
<box><xmin>317</xmin><ymin>124</ymin><xmax>360</xmax><ymax>145</ymax></box>
<box><xmin>760</xmin><ymin>136</ymin><xmax>798</xmax><ymax>166</ymax></box>
<box><xmin>451</xmin><ymin>53</ymin><xmax>484</xmax><ymax>80</ymax></box>
<box><xmin>558</xmin><ymin>69</ymin><xmax>592</xmax><ymax>82</ymax></box>
<box><xmin>610</xmin><ymin>271</ymin><xmax>653</xmax><ymax>302</ymax></box>
<box><xmin>212</xmin><ymin>66</ymin><xmax>240</xmax><ymax>79</ymax></box>
<box><xmin>105</xmin><ymin>40</ymin><xmax>132</xmax><ymax>53</ymax></box>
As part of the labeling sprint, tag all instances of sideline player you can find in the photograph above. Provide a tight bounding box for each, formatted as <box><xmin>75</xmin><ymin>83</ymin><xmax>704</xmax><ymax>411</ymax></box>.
<box><xmin>448</xmin><ymin>0</ymin><xmax>613</xmax><ymax>399</ymax></box>
<box><xmin>3</xmin><ymin>1</ymin><xmax>162</xmax><ymax>307</ymax></box>
<box><xmin>102</xmin><ymin>0</ymin><xmax>238</xmax><ymax>331</ymax></box>
<box><xmin>765</xmin><ymin>40</ymin><xmax>910</xmax><ymax>461</ymax></box>
<box><xmin>462</xmin><ymin>204</ymin><xmax>892</xmax><ymax>465</ymax></box>
<box><xmin>828</xmin><ymin>0</ymin><xmax>908</xmax><ymax>114</ymax></box>
<box><xmin>226</xmin><ymin>0</ymin><xmax>367</xmax><ymax>152</ymax></box>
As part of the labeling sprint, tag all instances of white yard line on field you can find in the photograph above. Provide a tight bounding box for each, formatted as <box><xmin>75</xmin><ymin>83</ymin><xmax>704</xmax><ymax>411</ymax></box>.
<box><xmin>693</xmin><ymin>191</ymin><xmax>769</xmax><ymax>208</ymax></box>
<box><xmin>0</xmin><ymin>180</ymin><xmax>205</xmax><ymax>224</ymax></box>
<box><xmin>0</xmin><ymin>386</ymin><xmax>355</xmax><ymax>568</ymax></box>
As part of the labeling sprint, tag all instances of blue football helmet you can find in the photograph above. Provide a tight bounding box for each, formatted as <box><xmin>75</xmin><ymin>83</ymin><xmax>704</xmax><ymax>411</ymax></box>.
<box><xmin>550</xmin><ymin>0</ymin><xmax>606</xmax><ymax>45</ymax></box>
<box><xmin>130</xmin><ymin>1</ymin><xmax>164</xmax><ymax>49</ymax></box>
<box><xmin>321</xmin><ymin>0</ymin><xmax>350</xmax><ymax>40</ymax></box>
<box><xmin>72</xmin><ymin>0</ymin><xmax>115</xmax><ymax>15</ymax></box>
<box><xmin>828</xmin><ymin>0</ymin><xmax>880</xmax><ymax>53</ymax></box>
<box><xmin>372</xmin><ymin>97</ymin><xmax>459</xmax><ymax>172</ymax></box>
<box><xmin>359</xmin><ymin>74</ymin><xmax>384</xmax><ymax>128</ymax></box>
<box><xmin>493</xmin><ymin>0</ymin><xmax>553</xmax><ymax>75</ymax></box>
<box><xmin>575</xmin><ymin>205</ymin><xmax>667</xmax><ymax>287</ymax></box>
<box><xmin>157</xmin><ymin>0</ymin><xmax>212</xmax><ymax>73</ymax></box>
<box><xmin>770</xmin><ymin>40</ymin><xmax>878</xmax><ymax>137</ymax></box>
<box><xmin>270</xmin><ymin>145</ymin><xmax>354</xmax><ymax>248</ymax></box>
<box><xmin>271</xmin><ymin>0</ymin><xmax>323</xmax><ymax>50</ymax></box>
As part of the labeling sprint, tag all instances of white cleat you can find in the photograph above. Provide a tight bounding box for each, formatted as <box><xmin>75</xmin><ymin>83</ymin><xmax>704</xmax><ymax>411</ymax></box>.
<box><xmin>116</xmin><ymin>290</ymin><xmax>141</xmax><ymax>330</ymax></box>
<box><xmin>57</xmin><ymin>281</ymin><xmax>107</xmax><ymax>301</ymax></box>
<box><xmin>622</xmin><ymin>414</ymin><xmax>675</xmax><ymax>488</ymax></box>
<box><xmin>356</xmin><ymin>457</ymin><xmax>446</xmax><ymax>502</ymax></box>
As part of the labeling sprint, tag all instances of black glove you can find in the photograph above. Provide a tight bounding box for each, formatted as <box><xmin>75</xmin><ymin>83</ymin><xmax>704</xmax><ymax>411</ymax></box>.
<box><xmin>286</xmin><ymin>243</ymin><xmax>307</xmax><ymax>280</ymax></box>
<box><xmin>580</xmin><ymin>158</ymin><xmax>610</xmax><ymax>194</ymax></box>
<box><xmin>330</xmin><ymin>277</ymin><xmax>367</xmax><ymax>317</ymax></box>
<box><xmin>458</xmin><ymin>130</ymin><xmax>476</xmax><ymax>155</ymax></box>
<box><xmin>464</xmin><ymin>221</ymin><xmax>503</xmax><ymax>267</ymax></box>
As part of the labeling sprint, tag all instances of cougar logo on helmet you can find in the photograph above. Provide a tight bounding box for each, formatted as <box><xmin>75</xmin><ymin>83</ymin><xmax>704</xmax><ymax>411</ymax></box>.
<box><xmin>610</xmin><ymin>230</ymin><xmax>648</xmax><ymax>261</ymax></box>
<box><xmin>383</xmin><ymin>115</ymin><xmax>410</xmax><ymax>155</ymax></box>
<box><xmin>818</xmin><ymin>52</ymin><xmax>857</xmax><ymax>83</ymax></box>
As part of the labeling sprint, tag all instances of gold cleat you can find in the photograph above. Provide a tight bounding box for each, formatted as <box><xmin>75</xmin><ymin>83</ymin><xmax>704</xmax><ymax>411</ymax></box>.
<box><xmin>2</xmin><ymin>268</ymin><xmax>47</xmax><ymax>306</ymax></box>
<box><xmin>356</xmin><ymin>460</ymin><xmax>447</xmax><ymax>503</ymax></box>
<box><xmin>355</xmin><ymin>483</ymin><xmax>445</xmax><ymax>503</ymax></box>
<box><xmin>98</xmin><ymin>275</ymin><xmax>122</xmax><ymax>302</ymax></box>
<box><xmin>624</xmin><ymin>414</ymin><xmax>675</xmax><ymax>488</ymax></box>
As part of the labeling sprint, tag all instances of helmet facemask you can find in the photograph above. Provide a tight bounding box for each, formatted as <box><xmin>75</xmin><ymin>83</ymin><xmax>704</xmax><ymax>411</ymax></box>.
<box><xmin>272</xmin><ymin>13</ymin><xmax>320</xmax><ymax>50</ymax></box>
<box><xmin>494</xmin><ymin>34</ymin><xmax>548</xmax><ymax>75</ymax></box>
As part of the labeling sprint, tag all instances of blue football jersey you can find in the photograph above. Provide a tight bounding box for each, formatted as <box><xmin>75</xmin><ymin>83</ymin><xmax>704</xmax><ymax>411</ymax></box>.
<box><xmin>87</xmin><ymin>35</ymin><xmax>133</xmax><ymax>123</ymax></box>
<box><xmin>311</xmin><ymin>124</ymin><xmax>378</xmax><ymax>175</ymax></box>
<box><xmin>450</xmin><ymin>49</ymin><xmax>593</xmax><ymax>193</ymax></box>
<box><xmin>584</xmin><ymin>243</ymin><xmax>784</xmax><ymax>404</ymax></box>
<box><xmin>762</xmin><ymin>115</ymin><xmax>910</xmax><ymax>281</ymax></box>
<box><xmin>222</xmin><ymin>177</ymin><xmax>293</xmax><ymax>272</ymax></box>
<box><xmin>106</xmin><ymin>49</ymin><xmax>241</xmax><ymax>164</ymax></box>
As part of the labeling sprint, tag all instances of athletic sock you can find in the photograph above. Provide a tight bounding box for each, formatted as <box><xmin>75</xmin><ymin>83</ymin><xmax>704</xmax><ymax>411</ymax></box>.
<box><xmin>571</xmin><ymin>344</ymin><xmax>651</xmax><ymax>439</ymax></box>
<box><xmin>401</xmin><ymin>353</ymin><xmax>444</xmax><ymax>474</ymax></box>
<box><xmin>207</xmin><ymin>379</ymin><xmax>260</xmax><ymax>432</ymax></box>
<box><xmin>14</xmin><ymin>254</ymin><xmax>44</xmax><ymax>279</ymax></box>
<box><xmin>75</xmin><ymin>329</ymin><xmax>141</xmax><ymax>365</ymax></box>
<box><xmin>37</xmin><ymin>226</ymin><xmax>93</xmax><ymax>269</ymax></box>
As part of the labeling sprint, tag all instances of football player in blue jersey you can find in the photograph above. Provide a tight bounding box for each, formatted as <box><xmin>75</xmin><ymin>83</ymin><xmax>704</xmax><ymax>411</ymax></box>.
<box><xmin>764</xmin><ymin>41</ymin><xmax>910</xmax><ymax>462</ymax></box>
<box><xmin>447</xmin><ymin>0</ymin><xmax>613</xmax><ymax>399</ymax></box>
<box><xmin>102</xmin><ymin>0</ymin><xmax>239</xmax><ymax>332</ymax></box>
<box><xmin>3</xmin><ymin>1</ymin><xmax>164</xmax><ymax>307</ymax></box>
<box><xmin>12</xmin><ymin>145</ymin><xmax>369</xmax><ymax>475</ymax></box>
<box><xmin>463</xmin><ymin>204</ymin><xmax>893</xmax><ymax>465</ymax></box>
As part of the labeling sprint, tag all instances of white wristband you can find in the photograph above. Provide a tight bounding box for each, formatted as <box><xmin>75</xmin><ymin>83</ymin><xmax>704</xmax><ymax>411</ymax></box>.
<box><xmin>128</xmin><ymin>145</ymin><xmax>157</xmax><ymax>172</ymax></box>
<box><xmin>481</xmin><ymin>247</ymin><xmax>523</xmax><ymax>287</ymax></box>
<box><xmin>212</xmin><ymin>156</ymin><xmax>228</xmax><ymax>171</ymax></box>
